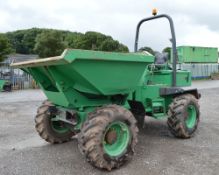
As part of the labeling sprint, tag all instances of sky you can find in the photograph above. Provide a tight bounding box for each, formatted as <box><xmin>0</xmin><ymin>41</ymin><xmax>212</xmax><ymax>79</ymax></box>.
<box><xmin>1</xmin><ymin>0</ymin><xmax>219</xmax><ymax>51</ymax></box>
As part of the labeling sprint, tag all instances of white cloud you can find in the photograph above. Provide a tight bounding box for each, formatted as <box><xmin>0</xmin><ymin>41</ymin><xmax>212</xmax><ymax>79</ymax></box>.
<box><xmin>0</xmin><ymin>0</ymin><xmax>219</xmax><ymax>51</ymax></box>
<box><xmin>180</xmin><ymin>25</ymin><xmax>219</xmax><ymax>48</ymax></box>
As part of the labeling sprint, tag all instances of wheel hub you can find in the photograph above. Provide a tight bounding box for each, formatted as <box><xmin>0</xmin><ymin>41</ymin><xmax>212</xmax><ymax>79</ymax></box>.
<box><xmin>103</xmin><ymin>121</ymin><xmax>130</xmax><ymax>157</ymax></box>
<box><xmin>105</xmin><ymin>130</ymin><xmax>117</xmax><ymax>144</ymax></box>
<box><xmin>186</xmin><ymin>105</ymin><xmax>197</xmax><ymax>129</ymax></box>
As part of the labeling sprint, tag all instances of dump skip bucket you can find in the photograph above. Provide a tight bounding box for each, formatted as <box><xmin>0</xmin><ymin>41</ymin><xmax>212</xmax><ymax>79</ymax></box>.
<box><xmin>12</xmin><ymin>49</ymin><xmax>154</xmax><ymax>95</ymax></box>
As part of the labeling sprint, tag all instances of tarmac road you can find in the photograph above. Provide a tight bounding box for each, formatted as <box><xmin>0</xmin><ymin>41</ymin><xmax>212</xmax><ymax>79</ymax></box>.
<box><xmin>0</xmin><ymin>81</ymin><xmax>219</xmax><ymax>175</ymax></box>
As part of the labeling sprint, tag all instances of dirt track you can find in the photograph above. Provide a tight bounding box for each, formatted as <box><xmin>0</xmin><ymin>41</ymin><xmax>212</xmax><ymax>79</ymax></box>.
<box><xmin>0</xmin><ymin>86</ymin><xmax>219</xmax><ymax>175</ymax></box>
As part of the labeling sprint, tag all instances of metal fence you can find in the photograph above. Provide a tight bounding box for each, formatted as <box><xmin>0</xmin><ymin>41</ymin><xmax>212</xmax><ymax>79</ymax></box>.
<box><xmin>0</xmin><ymin>63</ymin><xmax>37</xmax><ymax>90</ymax></box>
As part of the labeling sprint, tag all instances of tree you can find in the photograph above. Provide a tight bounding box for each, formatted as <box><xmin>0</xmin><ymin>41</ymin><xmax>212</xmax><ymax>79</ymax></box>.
<box><xmin>34</xmin><ymin>30</ymin><xmax>67</xmax><ymax>58</ymax></box>
<box><xmin>22</xmin><ymin>28</ymin><xmax>43</xmax><ymax>54</ymax></box>
<box><xmin>99</xmin><ymin>38</ymin><xmax>129</xmax><ymax>52</ymax></box>
<box><xmin>0</xmin><ymin>34</ymin><xmax>14</xmax><ymax>62</ymax></box>
<box><xmin>117</xmin><ymin>43</ymin><xmax>129</xmax><ymax>52</ymax></box>
<box><xmin>162</xmin><ymin>47</ymin><xmax>171</xmax><ymax>60</ymax></box>
<box><xmin>78</xmin><ymin>31</ymin><xmax>109</xmax><ymax>50</ymax></box>
<box><xmin>65</xmin><ymin>32</ymin><xmax>84</xmax><ymax>49</ymax></box>
<box><xmin>99</xmin><ymin>38</ymin><xmax>119</xmax><ymax>51</ymax></box>
<box><xmin>6</xmin><ymin>30</ymin><xmax>29</xmax><ymax>54</ymax></box>
<box><xmin>139</xmin><ymin>46</ymin><xmax>154</xmax><ymax>55</ymax></box>
<box><xmin>69</xmin><ymin>31</ymin><xmax>129</xmax><ymax>52</ymax></box>
<box><xmin>4</xmin><ymin>28</ymin><xmax>129</xmax><ymax>56</ymax></box>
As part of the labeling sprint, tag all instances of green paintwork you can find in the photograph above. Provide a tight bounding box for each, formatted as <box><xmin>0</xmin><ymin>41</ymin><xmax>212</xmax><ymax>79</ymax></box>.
<box><xmin>145</xmin><ymin>70</ymin><xmax>191</xmax><ymax>87</ymax></box>
<box><xmin>11</xmin><ymin>48</ymin><xmax>193</xmax><ymax>131</ymax></box>
<box><xmin>103</xmin><ymin>121</ymin><xmax>130</xmax><ymax>157</ymax></box>
<box><xmin>12</xmin><ymin>49</ymin><xmax>154</xmax><ymax>108</ymax></box>
<box><xmin>51</xmin><ymin>120</ymin><xmax>70</xmax><ymax>134</ymax></box>
<box><xmin>171</xmin><ymin>46</ymin><xmax>218</xmax><ymax>63</ymax></box>
<box><xmin>0</xmin><ymin>80</ymin><xmax>6</xmax><ymax>91</ymax></box>
<box><xmin>186</xmin><ymin>105</ymin><xmax>197</xmax><ymax>128</ymax></box>
<box><xmin>50</xmin><ymin>115</ymin><xmax>70</xmax><ymax>134</ymax></box>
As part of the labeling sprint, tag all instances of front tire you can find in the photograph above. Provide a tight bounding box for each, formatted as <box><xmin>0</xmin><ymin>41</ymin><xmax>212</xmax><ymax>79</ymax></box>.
<box><xmin>78</xmin><ymin>105</ymin><xmax>138</xmax><ymax>171</ymax></box>
<box><xmin>167</xmin><ymin>94</ymin><xmax>200</xmax><ymax>138</ymax></box>
<box><xmin>35</xmin><ymin>100</ymin><xmax>75</xmax><ymax>143</ymax></box>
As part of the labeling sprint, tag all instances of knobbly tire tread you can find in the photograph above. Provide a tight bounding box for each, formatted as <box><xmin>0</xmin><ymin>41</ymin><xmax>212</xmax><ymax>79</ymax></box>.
<box><xmin>35</xmin><ymin>100</ymin><xmax>74</xmax><ymax>144</ymax></box>
<box><xmin>167</xmin><ymin>94</ymin><xmax>200</xmax><ymax>138</ymax></box>
<box><xmin>78</xmin><ymin>105</ymin><xmax>138</xmax><ymax>171</ymax></box>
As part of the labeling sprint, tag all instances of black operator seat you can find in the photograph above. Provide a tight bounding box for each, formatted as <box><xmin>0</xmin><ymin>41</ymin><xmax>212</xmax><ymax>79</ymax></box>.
<box><xmin>154</xmin><ymin>51</ymin><xmax>168</xmax><ymax>64</ymax></box>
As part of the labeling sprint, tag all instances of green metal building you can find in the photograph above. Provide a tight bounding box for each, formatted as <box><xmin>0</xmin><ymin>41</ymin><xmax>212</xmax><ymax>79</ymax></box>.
<box><xmin>171</xmin><ymin>46</ymin><xmax>218</xmax><ymax>63</ymax></box>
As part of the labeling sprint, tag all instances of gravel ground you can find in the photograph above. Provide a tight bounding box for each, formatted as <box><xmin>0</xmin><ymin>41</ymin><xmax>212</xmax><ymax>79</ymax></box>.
<box><xmin>0</xmin><ymin>81</ymin><xmax>219</xmax><ymax>175</ymax></box>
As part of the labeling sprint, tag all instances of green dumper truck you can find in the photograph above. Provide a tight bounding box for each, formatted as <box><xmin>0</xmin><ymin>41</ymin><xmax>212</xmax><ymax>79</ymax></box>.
<box><xmin>11</xmin><ymin>13</ymin><xmax>200</xmax><ymax>171</ymax></box>
<box><xmin>0</xmin><ymin>79</ymin><xmax>12</xmax><ymax>92</ymax></box>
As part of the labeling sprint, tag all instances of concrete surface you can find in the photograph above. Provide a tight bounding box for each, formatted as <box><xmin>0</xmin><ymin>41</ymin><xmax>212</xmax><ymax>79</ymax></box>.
<box><xmin>191</xmin><ymin>79</ymin><xmax>219</xmax><ymax>90</ymax></box>
<box><xmin>0</xmin><ymin>80</ymin><xmax>219</xmax><ymax>175</ymax></box>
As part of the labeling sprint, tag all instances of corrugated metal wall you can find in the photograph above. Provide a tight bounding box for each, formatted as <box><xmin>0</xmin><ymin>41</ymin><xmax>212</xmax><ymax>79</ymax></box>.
<box><xmin>180</xmin><ymin>63</ymin><xmax>219</xmax><ymax>79</ymax></box>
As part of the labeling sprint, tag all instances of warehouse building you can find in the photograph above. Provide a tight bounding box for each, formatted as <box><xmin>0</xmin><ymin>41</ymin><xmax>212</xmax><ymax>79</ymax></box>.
<box><xmin>171</xmin><ymin>46</ymin><xmax>219</xmax><ymax>79</ymax></box>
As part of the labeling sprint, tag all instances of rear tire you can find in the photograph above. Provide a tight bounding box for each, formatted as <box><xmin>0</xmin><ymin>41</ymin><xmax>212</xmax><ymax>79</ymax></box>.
<box><xmin>78</xmin><ymin>105</ymin><xmax>138</xmax><ymax>171</ymax></box>
<box><xmin>35</xmin><ymin>100</ymin><xmax>75</xmax><ymax>144</ymax></box>
<box><xmin>167</xmin><ymin>94</ymin><xmax>200</xmax><ymax>138</ymax></box>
